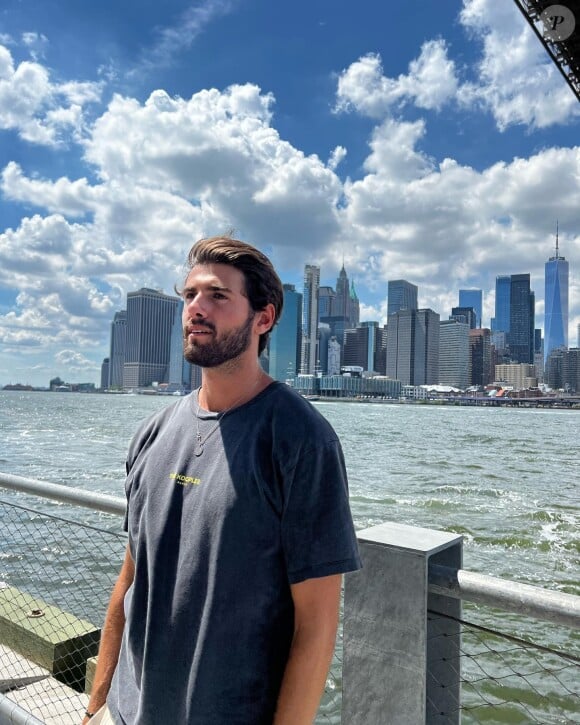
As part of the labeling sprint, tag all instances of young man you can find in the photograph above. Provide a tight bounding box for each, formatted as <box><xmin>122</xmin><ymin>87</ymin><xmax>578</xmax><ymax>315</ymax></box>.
<box><xmin>84</xmin><ymin>236</ymin><xmax>361</xmax><ymax>725</ymax></box>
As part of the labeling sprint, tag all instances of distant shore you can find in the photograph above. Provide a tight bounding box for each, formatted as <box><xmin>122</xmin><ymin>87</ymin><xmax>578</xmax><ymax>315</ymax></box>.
<box><xmin>3</xmin><ymin>387</ymin><xmax>579</xmax><ymax>410</ymax></box>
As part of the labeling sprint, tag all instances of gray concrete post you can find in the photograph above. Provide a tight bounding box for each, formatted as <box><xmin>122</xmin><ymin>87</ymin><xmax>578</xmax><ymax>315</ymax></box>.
<box><xmin>342</xmin><ymin>522</ymin><xmax>463</xmax><ymax>725</ymax></box>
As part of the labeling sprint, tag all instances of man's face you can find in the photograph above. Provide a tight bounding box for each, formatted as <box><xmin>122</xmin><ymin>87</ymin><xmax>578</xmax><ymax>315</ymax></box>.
<box><xmin>182</xmin><ymin>263</ymin><xmax>257</xmax><ymax>368</ymax></box>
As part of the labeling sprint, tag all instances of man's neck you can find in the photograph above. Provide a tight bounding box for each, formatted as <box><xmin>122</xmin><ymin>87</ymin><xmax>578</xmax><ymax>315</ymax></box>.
<box><xmin>199</xmin><ymin>360</ymin><xmax>271</xmax><ymax>412</ymax></box>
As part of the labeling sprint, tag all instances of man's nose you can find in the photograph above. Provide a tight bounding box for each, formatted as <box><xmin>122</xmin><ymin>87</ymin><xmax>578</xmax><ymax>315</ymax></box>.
<box><xmin>186</xmin><ymin>293</ymin><xmax>208</xmax><ymax>317</ymax></box>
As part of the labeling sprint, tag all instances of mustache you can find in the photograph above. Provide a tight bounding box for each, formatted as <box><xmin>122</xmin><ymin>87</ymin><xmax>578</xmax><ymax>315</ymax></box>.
<box><xmin>184</xmin><ymin>320</ymin><xmax>216</xmax><ymax>334</ymax></box>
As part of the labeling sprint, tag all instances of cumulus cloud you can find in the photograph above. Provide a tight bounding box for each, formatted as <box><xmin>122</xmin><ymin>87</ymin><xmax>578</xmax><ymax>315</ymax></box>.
<box><xmin>458</xmin><ymin>0</ymin><xmax>580</xmax><ymax>129</ymax></box>
<box><xmin>0</xmin><ymin>43</ymin><xmax>101</xmax><ymax>145</ymax></box>
<box><xmin>335</xmin><ymin>1</ymin><xmax>579</xmax><ymax>131</ymax></box>
<box><xmin>0</xmin><ymin>6</ymin><xmax>579</xmax><ymax>386</ymax></box>
<box><xmin>335</xmin><ymin>40</ymin><xmax>458</xmax><ymax>118</ymax></box>
<box><xmin>54</xmin><ymin>349</ymin><xmax>98</xmax><ymax>371</ymax></box>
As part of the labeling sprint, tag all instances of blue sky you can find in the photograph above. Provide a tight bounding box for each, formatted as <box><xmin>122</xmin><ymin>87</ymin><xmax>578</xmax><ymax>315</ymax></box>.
<box><xmin>0</xmin><ymin>0</ymin><xmax>579</xmax><ymax>386</ymax></box>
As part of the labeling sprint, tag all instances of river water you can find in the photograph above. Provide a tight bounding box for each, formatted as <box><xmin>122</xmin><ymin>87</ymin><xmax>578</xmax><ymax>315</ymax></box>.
<box><xmin>0</xmin><ymin>391</ymin><xmax>578</xmax><ymax>722</ymax></box>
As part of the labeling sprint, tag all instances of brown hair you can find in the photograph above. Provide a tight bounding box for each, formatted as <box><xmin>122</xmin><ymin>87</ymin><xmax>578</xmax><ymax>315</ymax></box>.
<box><xmin>179</xmin><ymin>235</ymin><xmax>284</xmax><ymax>355</ymax></box>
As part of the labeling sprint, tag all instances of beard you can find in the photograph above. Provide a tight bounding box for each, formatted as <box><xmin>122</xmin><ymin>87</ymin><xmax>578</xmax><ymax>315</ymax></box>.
<box><xmin>183</xmin><ymin>312</ymin><xmax>255</xmax><ymax>368</ymax></box>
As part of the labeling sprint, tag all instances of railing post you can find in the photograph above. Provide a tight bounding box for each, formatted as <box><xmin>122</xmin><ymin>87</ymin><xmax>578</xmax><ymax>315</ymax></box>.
<box><xmin>342</xmin><ymin>522</ymin><xmax>463</xmax><ymax>725</ymax></box>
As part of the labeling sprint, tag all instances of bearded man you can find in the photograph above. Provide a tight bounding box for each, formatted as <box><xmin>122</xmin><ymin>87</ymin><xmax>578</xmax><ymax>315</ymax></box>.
<box><xmin>84</xmin><ymin>236</ymin><xmax>361</xmax><ymax>725</ymax></box>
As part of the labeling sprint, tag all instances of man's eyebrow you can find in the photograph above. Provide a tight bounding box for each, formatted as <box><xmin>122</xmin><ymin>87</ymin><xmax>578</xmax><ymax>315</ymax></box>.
<box><xmin>182</xmin><ymin>284</ymin><xmax>233</xmax><ymax>294</ymax></box>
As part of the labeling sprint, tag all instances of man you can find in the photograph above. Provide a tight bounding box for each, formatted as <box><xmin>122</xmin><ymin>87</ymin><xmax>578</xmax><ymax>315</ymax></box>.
<box><xmin>84</xmin><ymin>236</ymin><xmax>361</xmax><ymax>724</ymax></box>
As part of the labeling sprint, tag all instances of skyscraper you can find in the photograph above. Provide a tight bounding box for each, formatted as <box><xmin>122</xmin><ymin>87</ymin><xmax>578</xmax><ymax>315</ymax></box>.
<box><xmin>343</xmin><ymin>321</ymin><xmax>383</xmax><ymax>372</ymax></box>
<box><xmin>123</xmin><ymin>288</ymin><xmax>180</xmax><ymax>389</ymax></box>
<box><xmin>544</xmin><ymin>231</ymin><xmax>569</xmax><ymax>362</ymax></box>
<box><xmin>469</xmin><ymin>328</ymin><xmax>492</xmax><ymax>387</ymax></box>
<box><xmin>509</xmin><ymin>274</ymin><xmax>535</xmax><ymax>364</ymax></box>
<box><xmin>459</xmin><ymin>289</ymin><xmax>483</xmax><ymax>328</ymax></box>
<box><xmin>387</xmin><ymin>280</ymin><xmax>418</xmax><ymax>317</ymax></box>
<box><xmin>318</xmin><ymin>286</ymin><xmax>335</xmax><ymax>320</ymax></box>
<box><xmin>492</xmin><ymin>276</ymin><xmax>511</xmax><ymax>333</ymax></box>
<box><xmin>270</xmin><ymin>284</ymin><xmax>302</xmax><ymax>381</ymax></box>
<box><xmin>168</xmin><ymin>300</ymin><xmax>192</xmax><ymax>391</ymax></box>
<box><xmin>439</xmin><ymin>319</ymin><xmax>469</xmax><ymax>388</ymax></box>
<box><xmin>386</xmin><ymin>308</ymin><xmax>439</xmax><ymax>385</ymax></box>
<box><xmin>451</xmin><ymin>306</ymin><xmax>477</xmax><ymax>329</ymax></box>
<box><xmin>108</xmin><ymin>310</ymin><xmax>127</xmax><ymax>389</ymax></box>
<box><xmin>334</xmin><ymin>265</ymin><xmax>359</xmax><ymax>327</ymax></box>
<box><xmin>300</xmin><ymin>266</ymin><xmax>320</xmax><ymax>374</ymax></box>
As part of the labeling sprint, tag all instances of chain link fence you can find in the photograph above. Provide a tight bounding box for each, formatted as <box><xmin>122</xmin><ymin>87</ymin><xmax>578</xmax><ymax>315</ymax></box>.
<box><xmin>1</xmin><ymin>491</ymin><xmax>577</xmax><ymax>724</ymax></box>
<box><xmin>0</xmin><ymin>495</ymin><xmax>342</xmax><ymax>724</ymax></box>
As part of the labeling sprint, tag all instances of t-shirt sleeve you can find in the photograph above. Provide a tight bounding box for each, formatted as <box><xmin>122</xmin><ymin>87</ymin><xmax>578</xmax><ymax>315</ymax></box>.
<box><xmin>281</xmin><ymin>438</ymin><xmax>362</xmax><ymax>584</ymax></box>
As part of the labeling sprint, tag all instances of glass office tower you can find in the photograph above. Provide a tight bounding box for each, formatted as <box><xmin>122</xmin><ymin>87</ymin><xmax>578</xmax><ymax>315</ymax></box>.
<box><xmin>492</xmin><ymin>276</ymin><xmax>511</xmax><ymax>333</ymax></box>
<box><xmin>544</xmin><ymin>241</ymin><xmax>569</xmax><ymax>362</ymax></box>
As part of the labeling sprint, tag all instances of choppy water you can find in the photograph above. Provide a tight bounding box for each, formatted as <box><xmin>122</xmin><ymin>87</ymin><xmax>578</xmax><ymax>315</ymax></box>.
<box><xmin>0</xmin><ymin>391</ymin><xmax>578</xmax><ymax>723</ymax></box>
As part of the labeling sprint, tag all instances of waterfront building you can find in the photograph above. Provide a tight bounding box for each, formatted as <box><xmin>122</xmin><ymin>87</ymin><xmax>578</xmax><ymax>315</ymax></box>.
<box><xmin>509</xmin><ymin>274</ymin><xmax>535</xmax><ymax>364</ymax></box>
<box><xmin>108</xmin><ymin>310</ymin><xmax>127</xmax><ymax>389</ymax></box>
<box><xmin>494</xmin><ymin>363</ymin><xmax>537</xmax><ymax>391</ymax></box>
<box><xmin>123</xmin><ymin>288</ymin><xmax>180</xmax><ymax>389</ymax></box>
<box><xmin>451</xmin><ymin>306</ymin><xmax>477</xmax><ymax>329</ymax></box>
<box><xmin>578</xmin><ymin>323</ymin><xmax>580</xmax><ymax>348</ymax></box>
<box><xmin>270</xmin><ymin>283</ymin><xmax>302</xmax><ymax>382</ymax></box>
<box><xmin>168</xmin><ymin>300</ymin><xmax>191</xmax><ymax>392</ymax></box>
<box><xmin>545</xmin><ymin>348</ymin><xmax>563</xmax><ymax>390</ymax></box>
<box><xmin>469</xmin><ymin>329</ymin><xmax>492</xmax><ymax>386</ymax></box>
<box><xmin>386</xmin><ymin>308</ymin><xmax>439</xmax><ymax>385</ymax></box>
<box><xmin>387</xmin><ymin>280</ymin><xmax>418</xmax><ymax>316</ymax></box>
<box><xmin>562</xmin><ymin>348</ymin><xmax>580</xmax><ymax>392</ymax></box>
<box><xmin>300</xmin><ymin>265</ymin><xmax>320</xmax><ymax>374</ymax></box>
<box><xmin>492</xmin><ymin>275</ymin><xmax>511</xmax><ymax>333</ymax></box>
<box><xmin>293</xmin><ymin>372</ymin><xmax>402</xmax><ymax>399</ymax></box>
<box><xmin>459</xmin><ymin>290</ymin><xmax>483</xmax><ymax>328</ymax></box>
<box><xmin>100</xmin><ymin>358</ymin><xmax>110</xmax><ymax>390</ymax></box>
<box><xmin>544</xmin><ymin>233</ymin><xmax>569</xmax><ymax>362</ymax></box>
<box><xmin>439</xmin><ymin>319</ymin><xmax>469</xmax><ymax>389</ymax></box>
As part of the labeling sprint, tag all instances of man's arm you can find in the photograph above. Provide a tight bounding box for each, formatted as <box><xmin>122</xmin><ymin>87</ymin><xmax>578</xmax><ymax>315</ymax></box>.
<box><xmin>82</xmin><ymin>545</ymin><xmax>135</xmax><ymax>725</ymax></box>
<box><xmin>273</xmin><ymin>573</ymin><xmax>342</xmax><ymax>725</ymax></box>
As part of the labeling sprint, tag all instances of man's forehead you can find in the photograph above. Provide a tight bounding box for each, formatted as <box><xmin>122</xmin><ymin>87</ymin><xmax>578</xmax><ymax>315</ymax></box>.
<box><xmin>185</xmin><ymin>263</ymin><xmax>246</xmax><ymax>292</ymax></box>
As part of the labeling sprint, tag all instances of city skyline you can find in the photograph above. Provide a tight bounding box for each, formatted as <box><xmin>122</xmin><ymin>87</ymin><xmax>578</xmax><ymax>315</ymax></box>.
<box><xmin>0</xmin><ymin>1</ymin><xmax>579</xmax><ymax>387</ymax></box>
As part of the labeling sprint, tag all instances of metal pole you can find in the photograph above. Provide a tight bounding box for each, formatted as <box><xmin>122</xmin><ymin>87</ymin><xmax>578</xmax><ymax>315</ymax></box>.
<box><xmin>0</xmin><ymin>694</ymin><xmax>45</xmax><ymax>725</ymax></box>
<box><xmin>429</xmin><ymin>563</ymin><xmax>580</xmax><ymax>629</ymax></box>
<box><xmin>0</xmin><ymin>473</ymin><xmax>125</xmax><ymax>517</ymax></box>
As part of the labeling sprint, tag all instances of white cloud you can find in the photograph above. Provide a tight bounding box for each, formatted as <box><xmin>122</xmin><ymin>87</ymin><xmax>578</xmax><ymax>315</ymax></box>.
<box><xmin>0</xmin><ymin>43</ymin><xmax>101</xmax><ymax>145</ymax></box>
<box><xmin>328</xmin><ymin>146</ymin><xmax>347</xmax><ymax>171</ymax></box>
<box><xmin>458</xmin><ymin>0</ymin><xmax>580</xmax><ymax>129</ymax></box>
<box><xmin>130</xmin><ymin>0</ymin><xmax>237</xmax><ymax>77</ymax></box>
<box><xmin>54</xmin><ymin>349</ymin><xmax>98</xmax><ymax>371</ymax></box>
<box><xmin>335</xmin><ymin>40</ymin><xmax>458</xmax><ymax>118</ymax></box>
<box><xmin>21</xmin><ymin>32</ymin><xmax>49</xmax><ymax>61</ymax></box>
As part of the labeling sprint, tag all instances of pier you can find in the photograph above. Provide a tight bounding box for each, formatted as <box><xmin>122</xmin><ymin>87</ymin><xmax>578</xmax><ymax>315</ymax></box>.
<box><xmin>0</xmin><ymin>473</ymin><xmax>578</xmax><ymax>724</ymax></box>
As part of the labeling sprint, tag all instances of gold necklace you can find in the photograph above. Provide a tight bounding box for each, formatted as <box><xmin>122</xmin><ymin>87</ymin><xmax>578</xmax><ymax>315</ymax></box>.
<box><xmin>193</xmin><ymin>378</ymin><xmax>261</xmax><ymax>457</ymax></box>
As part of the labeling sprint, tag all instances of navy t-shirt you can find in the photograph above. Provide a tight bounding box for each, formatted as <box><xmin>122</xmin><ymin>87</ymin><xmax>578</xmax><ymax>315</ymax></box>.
<box><xmin>108</xmin><ymin>382</ymin><xmax>361</xmax><ymax>724</ymax></box>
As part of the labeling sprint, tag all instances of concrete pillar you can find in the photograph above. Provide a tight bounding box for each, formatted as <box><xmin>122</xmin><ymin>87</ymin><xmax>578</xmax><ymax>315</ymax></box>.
<box><xmin>342</xmin><ymin>521</ymin><xmax>463</xmax><ymax>725</ymax></box>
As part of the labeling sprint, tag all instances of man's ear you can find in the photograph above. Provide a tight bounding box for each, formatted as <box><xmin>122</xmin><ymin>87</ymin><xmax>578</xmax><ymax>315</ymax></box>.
<box><xmin>254</xmin><ymin>303</ymin><xmax>276</xmax><ymax>334</ymax></box>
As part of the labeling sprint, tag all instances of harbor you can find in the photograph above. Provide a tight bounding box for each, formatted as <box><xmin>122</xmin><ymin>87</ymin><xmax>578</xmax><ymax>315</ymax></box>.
<box><xmin>0</xmin><ymin>391</ymin><xmax>578</xmax><ymax>723</ymax></box>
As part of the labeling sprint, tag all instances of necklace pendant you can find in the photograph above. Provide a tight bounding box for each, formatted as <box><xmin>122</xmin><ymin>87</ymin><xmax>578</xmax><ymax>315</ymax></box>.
<box><xmin>194</xmin><ymin>434</ymin><xmax>203</xmax><ymax>457</ymax></box>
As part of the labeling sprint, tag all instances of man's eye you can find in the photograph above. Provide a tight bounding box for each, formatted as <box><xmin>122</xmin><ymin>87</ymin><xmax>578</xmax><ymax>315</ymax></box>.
<box><xmin>213</xmin><ymin>292</ymin><xmax>226</xmax><ymax>299</ymax></box>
